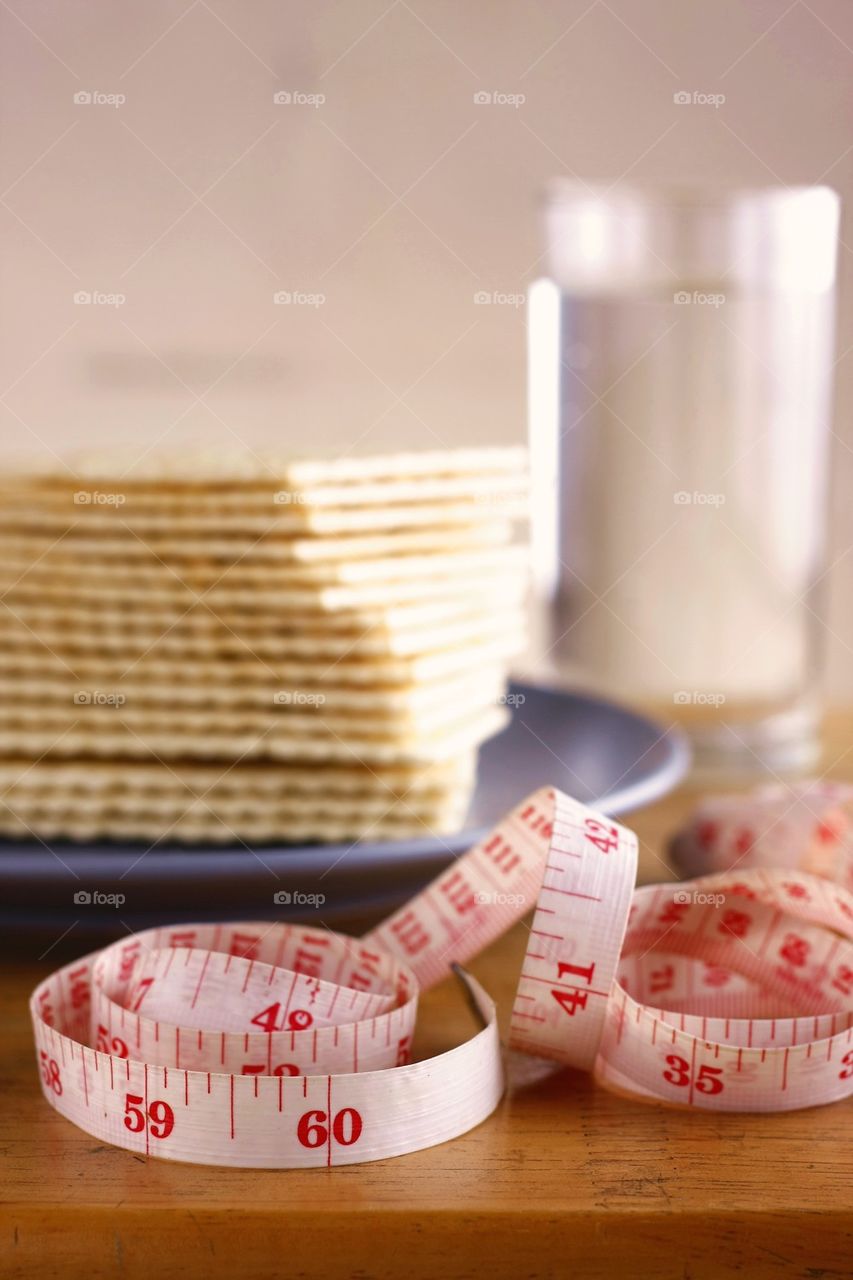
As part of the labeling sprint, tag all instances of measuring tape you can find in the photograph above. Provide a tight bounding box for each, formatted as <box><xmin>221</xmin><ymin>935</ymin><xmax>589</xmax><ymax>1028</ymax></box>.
<box><xmin>30</xmin><ymin>787</ymin><xmax>853</xmax><ymax>1167</ymax></box>
<box><xmin>671</xmin><ymin>780</ymin><xmax>853</xmax><ymax>890</ymax></box>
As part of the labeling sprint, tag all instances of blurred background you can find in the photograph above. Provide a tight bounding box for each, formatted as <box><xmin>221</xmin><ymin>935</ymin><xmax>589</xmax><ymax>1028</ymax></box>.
<box><xmin>1</xmin><ymin>0</ymin><xmax>851</xmax><ymax>690</ymax></box>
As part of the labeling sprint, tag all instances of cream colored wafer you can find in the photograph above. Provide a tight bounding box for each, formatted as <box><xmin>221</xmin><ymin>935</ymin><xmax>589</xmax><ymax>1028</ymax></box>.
<box><xmin>0</xmin><ymin>495</ymin><xmax>528</xmax><ymax>538</ymax></box>
<box><xmin>0</xmin><ymin>593</ymin><xmax>525</xmax><ymax>650</ymax></box>
<box><xmin>0</xmin><ymin>798</ymin><xmax>471</xmax><ymax>843</ymax></box>
<box><xmin>1</xmin><ymin>469</ymin><xmax>527</xmax><ymax>514</ymax></box>
<box><xmin>0</xmin><ymin>543</ymin><xmax>518</xmax><ymax>593</ymax></box>
<box><xmin>0</xmin><ymin>786</ymin><xmax>470</xmax><ymax>824</ymax></box>
<box><xmin>0</xmin><ymin>680</ymin><xmax>508</xmax><ymax>738</ymax></box>
<box><xmin>0</xmin><ymin>607</ymin><xmax>526</xmax><ymax>659</ymax></box>
<box><xmin>0</xmin><ymin>705</ymin><xmax>509</xmax><ymax>764</ymax></box>
<box><xmin>0</xmin><ymin>634</ymin><xmax>522</xmax><ymax>687</ymax></box>
<box><xmin>0</xmin><ymin>690</ymin><xmax>509</xmax><ymax>744</ymax></box>
<box><xmin>0</xmin><ymin>555</ymin><xmax>528</xmax><ymax>614</ymax></box>
<box><xmin>0</xmin><ymin>545</ymin><xmax>527</xmax><ymax>602</ymax></box>
<box><xmin>0</xmin><ymin>755</ymin><xmax>475</xmax><ymax>796</ymax></box>
<box><xmin>0</xmin><ymin>666</ymin><xmax>507</xmax><ymax>714</ymax></box>
<box><xmin>0</xmin><ymin>522</ymin><xmax>512</xmax><ymax>568</ymax></box>
<box><xmin>13</xmin><ymin>445</ymin><xmax>527</xmax><ymax>487</ymax></box>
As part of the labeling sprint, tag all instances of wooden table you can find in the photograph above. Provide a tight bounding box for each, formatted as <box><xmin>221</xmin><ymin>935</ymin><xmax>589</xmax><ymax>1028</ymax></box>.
<box><xmin>3</xmin><ymin>717</ymin><xmax>853</xmax><ymax>1280</ymax></box>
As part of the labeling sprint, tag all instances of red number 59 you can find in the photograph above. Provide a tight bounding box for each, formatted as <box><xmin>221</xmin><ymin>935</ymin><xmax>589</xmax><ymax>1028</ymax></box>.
<box><xmin>123</xmin><ymin>1093</ymin><xmax>174</xmax><ymax>1139</ymax></box>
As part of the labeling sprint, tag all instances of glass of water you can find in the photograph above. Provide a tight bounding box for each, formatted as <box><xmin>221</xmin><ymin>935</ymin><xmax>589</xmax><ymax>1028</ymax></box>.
<box><xmin>528</xmin><ymin>184</ymin><xmax>841</xmax><ymax>777</ymax></box>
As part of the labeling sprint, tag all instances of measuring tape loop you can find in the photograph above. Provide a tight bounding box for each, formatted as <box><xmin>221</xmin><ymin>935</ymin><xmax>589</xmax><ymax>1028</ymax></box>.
<box><xmin>30</xmin><ymin>786</ymin><xmax>853</xmax><ymax>1165</ymax></box>
<box><xmin>672</xmin><ymin>780</ymin><xmax>853</xmax><ymax>889</ymax></box>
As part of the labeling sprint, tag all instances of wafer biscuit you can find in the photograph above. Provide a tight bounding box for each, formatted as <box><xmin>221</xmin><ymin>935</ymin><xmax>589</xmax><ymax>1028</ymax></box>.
<box><xmin>0</xmin><ymin>756</ymin><xmax>475</xmax><ymax>798</ymax></box>
<box><xmin>1</xmin><ymin>468</ymin><xmax>526</xmax><ymax>513</ymax></box>
<box><xmin>0</xmin><ymin>522</ymin><xmax>511</xmax><ymax>565</ymax></box>
<box><xmin>0</xmin><ymin>667</ymin><xmax>507</xmax><ymax>714</ymax></box>
<box><xmin>15</xmin><ymin>445</ymin><xmax>527</xmax><ymax>486</ymax></box>
<box><xmin>0</xmin><ymin>785</ymin><xmax>470</xmax><ymax>824</ymax></box>
<box><xmin>0</xmin><ymin>803</ymin><xmax>470</xmax><ymax>843</ymax></box>
<box><xmin>0</xmin><ymin>682</ymin><xmax>508</xmax><ymax>737</ymax></box>
<box><xmin>0</xmin><ymin>445</ymin><xmax>527</xmax><ymax>843</ymax></box>
<box><xmin>0</xmin><ymin>589</ymin><xmax>525</xmax><ymax>632</ymax></box>
<box><xmin>0</xmin><ymin>497</ymin><xmax>527</xmax><ymax>537</ymax></box>
<box><xmin>0</xmin><ymin>552</ymin><xmax>528</xmax><ymax>613</ymax></box>
<box><xmin>0</xmin><ymin>635</ymin><xmax>521</xmax><ymax>687</ymax></box>
<box><xmin>0</xmin><ymin>705</ymin><xmax>509</xmax><ymax>764</ymax></box>
<box><xmin>0</xmin><ymin>610</ymin><xmax>526</xmax><ymax>659</ymax></box>
<box><xmin>0</xmin><ymin>543</ymin><xmax>519</xmax><ymax>592</ymax></box>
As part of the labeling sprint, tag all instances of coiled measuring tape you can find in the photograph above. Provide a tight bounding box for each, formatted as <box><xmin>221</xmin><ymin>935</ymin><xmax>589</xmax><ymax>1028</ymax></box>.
<box><xmin>30</xmin><ymin>787</ymin><xmax>853</xmax><ymax>1167</ymax></box>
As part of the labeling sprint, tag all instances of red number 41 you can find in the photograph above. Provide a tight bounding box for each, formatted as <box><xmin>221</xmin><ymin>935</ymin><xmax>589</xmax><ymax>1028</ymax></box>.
<box><xmin>550</xmin><ymin>960</ymin><xmax>596</xmax><ymax>1017</ymax></box>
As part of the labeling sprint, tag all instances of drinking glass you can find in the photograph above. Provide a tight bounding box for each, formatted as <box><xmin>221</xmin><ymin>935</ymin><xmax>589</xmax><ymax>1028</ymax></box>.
<box><xmin>528</xmin><ymin>184</ymin><xmax>841</xmax><ymax>776</ymax></box>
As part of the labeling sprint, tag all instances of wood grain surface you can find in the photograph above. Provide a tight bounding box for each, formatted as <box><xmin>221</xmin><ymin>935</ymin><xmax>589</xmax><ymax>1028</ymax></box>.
<box><xmin>2</xmin><ymin>715</ymin><xmax>853</xmax><ymax>1280</ymax></box>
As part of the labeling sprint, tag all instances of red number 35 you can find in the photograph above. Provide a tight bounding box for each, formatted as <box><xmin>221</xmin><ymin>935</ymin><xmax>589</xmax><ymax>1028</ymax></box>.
<box><xmin>663</xmin><ymin>1054</ymin><xmax>724</xmax><ymax>1095</ymax></box>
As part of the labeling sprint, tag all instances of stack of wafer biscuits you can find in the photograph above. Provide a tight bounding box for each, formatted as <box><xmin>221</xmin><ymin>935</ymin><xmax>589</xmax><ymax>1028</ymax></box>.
<box><xmin>0</xmin><ymin>448</ymin><xmax>528</xmax><ymax>843</ymax></box>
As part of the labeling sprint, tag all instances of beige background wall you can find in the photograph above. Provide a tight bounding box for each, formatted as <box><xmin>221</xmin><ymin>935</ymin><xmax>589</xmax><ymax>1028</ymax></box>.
<box><xmin>1</xmin><ymin>0</ymin><xmax>851</xmax><ymax>686</ymax></box>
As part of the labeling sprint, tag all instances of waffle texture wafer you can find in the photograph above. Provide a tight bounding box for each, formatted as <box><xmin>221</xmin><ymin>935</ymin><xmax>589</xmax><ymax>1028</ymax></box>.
<box><xmin>0</xmin><ymin>756</ymin><xmax>475</xmax><ymax>796</ymax></box>
<box><xmin>0</xmin><ymin>706</ymin><xmax>510</xmax><ymax>764</ymax></box>
<box><xmin>0</xmin><ymin>521</ymin><xmax>512</xmax><ymax>564</ymax></box>
<box><xmin>0</xmin><ymin>446</ymin><xmax>527</xmax><ymax>842</ymax></box>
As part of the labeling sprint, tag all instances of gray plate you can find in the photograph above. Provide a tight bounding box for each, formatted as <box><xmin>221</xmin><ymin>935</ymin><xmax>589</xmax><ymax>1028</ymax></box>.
<box><xmin>0</xmin><ymin>681</ymin><xmax>689</xmax><ymax>947</ymax></box>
